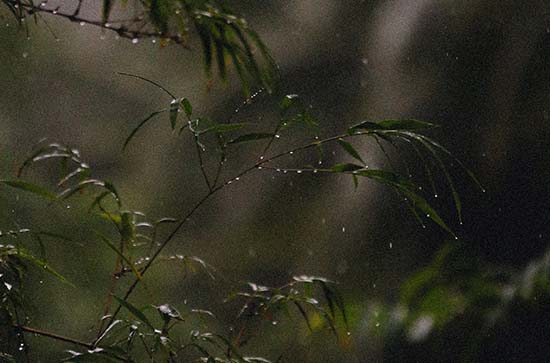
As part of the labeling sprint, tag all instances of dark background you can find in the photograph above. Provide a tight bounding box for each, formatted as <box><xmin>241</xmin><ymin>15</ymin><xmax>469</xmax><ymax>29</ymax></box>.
<box><xmin>1</xmin><ymin>1</ymin><xmax>549</xmax><ymax>361</ymax></box>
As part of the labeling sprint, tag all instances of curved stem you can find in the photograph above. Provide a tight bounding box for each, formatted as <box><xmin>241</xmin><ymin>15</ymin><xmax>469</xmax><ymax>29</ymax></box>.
<box><xmin>100</xmin><ymin>130</ymin><xmax>370</xmax><ymax>335</ymax></box>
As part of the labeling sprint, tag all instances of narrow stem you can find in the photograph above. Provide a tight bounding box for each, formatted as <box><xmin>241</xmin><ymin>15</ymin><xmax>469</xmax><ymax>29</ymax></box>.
<box><xmin>10</xmin><ymin>1</ymin><xmax>189</xmax><ymax>46</ymax></box>
<box><xmin>19</xmin><ymin>325</ymin><xmax>93</xmax><ymax>349</ymax></box>
<box><xmin>101</xmin><ymin>130</ymin><xmax>370</xmax><ymax>334</ymax></box>
<box><xmin>194</xmin><ymin>134</ymin><xmax>212</xmax><ymax>191</ymax></box>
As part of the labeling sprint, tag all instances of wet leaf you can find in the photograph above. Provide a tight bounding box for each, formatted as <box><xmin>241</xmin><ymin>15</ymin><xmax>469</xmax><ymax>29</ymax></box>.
<box><xmin>0</xmin><ymin>180</ymin><xmax>57</xmax><ymax>200</ymax></box>
<box><xmin>113</xmin><ymin>296</ymin><xmax>154</xmax><ymax>329</ymax></box>
<box><xmin>349</xmin><ymin>119</ymin><xmax>435</xmax><ymax>133</ymax></box>
<box><xmin>337</xmin><ymin>138</ymin><xmax>364</xmax><ymax>164</ymax></box>
<box><xmin>329</xmin><ymin>163</ymin><xmax>363</xmax><ymax>173</ymax></box>
<box><xmin>228</xmin><ymin>133</ymin><xmax>274</xmax><ymax>145</ymax></box>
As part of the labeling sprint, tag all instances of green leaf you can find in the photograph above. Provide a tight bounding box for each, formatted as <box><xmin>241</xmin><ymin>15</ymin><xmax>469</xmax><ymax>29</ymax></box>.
<box><xmin>355</xmin><ymin>170</ymin><xmax>453</xmax><ymax>235</ymax></box>
<box><xmin>227</xmin><ymin>133</ymin><xmax>274</xmax><ymax>144</ymax></box>
<box><xmin>329</xmin><ymin>163</ymin><xmax>363</xmax><ymax>173</ymax></box>
<box><xmin>123</xmin><ymin>109</ymin><xmax>167</xmax><ymax>150</ymax></box>
<box><xmin>12</xmin><ymin>248</ymin><xmax>72</xmax><ymax>286</ymax></box>
<box><xmin>180</xmin><ymin>98</ymin><xmax>193</xmax><ymax>118</ymax></box>
<box><xmin>199</xmin><ymin>123</ymin><xmax>247</xmax><ymax>135</ymax></box>
<box><xmin>280</xmin><ymin>94</ymin><xmax>299</xmax><ymax>110</ymax></box>
<box><xmin>149</xmin><ymin>0</ymin><xmax>170</xmax><ymax>34</ymax></box>
<box><xmin>96</xmin><ymin>232</ymin><xmax>141</xmax><ymax>281</ymax></box>
<box><xmin>102</xmin><ymin>0</ymin><xmax>113</xmax><ymax>24</ymax></box>
<box><xmin>0</xmin><ymin>180</ymin><xmax>57</xmax><ymax>200</ymax></box>
<box><xmin>349</xmin><ymin>119</ymin><xmax>435</xmax><ymax>132</ymax></box>
<box><xmin>113</xmin><ymin>296</ymin><xmax>154</xmax><ymax>329</ymax></box>
<box><xmin>0</xmin><ymin>353</ymin><xmax>16</xmax><ymax>363</ymax></box>
<box><xmin>337</xmin><ymin>139</ymin><xmax>364</xmax><ymax>164</ymax></box>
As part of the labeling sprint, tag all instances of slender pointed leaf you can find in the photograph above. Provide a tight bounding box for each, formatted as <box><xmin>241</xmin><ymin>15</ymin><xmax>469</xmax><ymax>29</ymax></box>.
<box><xmin>0</xmin><ymin>180</ymin><xmax>57</xmax><ymax>200</ymax></box>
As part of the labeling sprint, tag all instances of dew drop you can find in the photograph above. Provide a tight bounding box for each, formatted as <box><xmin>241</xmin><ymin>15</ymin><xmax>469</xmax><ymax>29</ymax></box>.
<box><xmin>296</xmin><ymin>170</ymin><xmax>302</xmax><ymax>174</ymax></box>
<box><xmin>132</xmin><ymin>38</ymin><xmax>139</xmax><ymax>44</ymax></box>
<box><xmin>22</xmin><ymin>52</ymin><xmax>28</xmax><ymax>58</ymax></box>
<box><xmin>289</xmin><ymin>151</ymin><xmax>294</xmax><ymax>155</ymax></box>
<box><xmin>235</xmin><ymin>177</ymin><xmax>240</xmax><ymax>181</ymax></box>
<box><xmin>79</xmin><ymin>21</ymin><xmax>85</xmax><ymax>26</ymax></box>
<box><xmin>275</xmin><ymin>134</ymin><xmax>281</xmax><ymax>139</ymax></box>
<box><xmin>272</xmin><ymin>321</ymin><xmax>278</xmax><ymax>325</ymax></box>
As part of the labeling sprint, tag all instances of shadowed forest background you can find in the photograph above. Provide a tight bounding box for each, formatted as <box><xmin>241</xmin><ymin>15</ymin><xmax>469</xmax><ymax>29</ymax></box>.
<box><xmin>1</xmin><ymin>1</ymin><xmax>550</xmax><ymax>362</ymax></box>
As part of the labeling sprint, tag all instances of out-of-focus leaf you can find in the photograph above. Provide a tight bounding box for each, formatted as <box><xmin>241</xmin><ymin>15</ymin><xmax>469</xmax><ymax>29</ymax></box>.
<box><xmin>0</xmin><ymin>180</ymin><xmax>57</xmax><ymax>200</ymax></box>
<box><xmin>180</xmin><ymin>98</ymin><xmax>193</xmax><ymax>118</ymax></box>
<box><xmin>102</xmin><ymin>0</ymin><xmax>113</xmax><ymax>24</ymax></box>
<box><xmin>0</xmin><ymin>353</ymin><xmax>16</xmax><ymax>363</ymax></box>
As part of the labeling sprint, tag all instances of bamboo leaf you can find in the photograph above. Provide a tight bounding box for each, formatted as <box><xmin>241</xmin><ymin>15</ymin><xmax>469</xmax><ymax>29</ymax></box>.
<box><xmin>123</xmin><ymin>110</ymin><xmax>167</xmax><ymax>150</ymax></box>
<box><xmin>0</xmin><ymin>180</ymin><xmax>57</xmax><ymax>200</ymax></box>
<box><xmin>228</xmin><ymin>133</ymin><xmax>274</xmax><ymax>145</ymax></box>
<box><xmin>113</xmin><ymin>296</ymin><xmax>154</xmax><ymax>329</ymax></box>
<box><xmin>337</xmin><ymin>138</ymin><xmax>364</xmax><ymax>164</ymax></box>
<box><xmin>349</xmin><ymin>119</ymin><xmax>435</xmax><ymax>133</ymax></box>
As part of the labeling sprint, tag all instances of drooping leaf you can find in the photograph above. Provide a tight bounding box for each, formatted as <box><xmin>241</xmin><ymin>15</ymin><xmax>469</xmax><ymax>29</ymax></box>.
<box><xmin>96</xmin><ymin>232</ymin><xmax>141</xmax><ymax>281</ymax></box>
<box><xmin>180</xmin><ymin>98</ymin><xmax>193</xmax><ymax>118</ymax></box>
<box><xmin>355</xmin><ymin>170</ymin><xmax>453</xmax><ymax>235</ymax></box>
<box><xmin>113</xmin><ymin>296</ymin><xmax>154</xmax><ymax>329</ymax></box>
<box><xmin>0</xmin><ymin>180</ymin><xmax>57</xmax><ymax>200</ymax></box>
<box><xmin>170</xmin><ymin>99</ymin><xmax>179</xmax><ymax>130</ymax></box>
<box><xmin>329</xmin><ymin>163</ymin><xmax>363</xmax><ymax>173</ymax></box>
<box><xmin>337</xmin><ymin>138</ymin><xmax>364</xmax><ymax>164</ymax></box>
<box><xmin>102</xmin><ymin>0</ymin><xmax>113</xmax><ymax>24</ymax></box>
<box><xmin>349</xmin><ymin>119</ymin><xmax>435</xmax><ymax>133</ymax></box>
<box><xmin>227</xmin><ymin>133</ymin><xmax>274</xmax><ymax>145</ymax></box>
<box><xmin>123</xmin><ymin>109</ymin><xmax>167</xmax><ymax>150</ymax></box>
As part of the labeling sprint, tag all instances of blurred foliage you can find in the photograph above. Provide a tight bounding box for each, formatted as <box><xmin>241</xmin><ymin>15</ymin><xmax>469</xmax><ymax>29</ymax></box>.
<box><xmin>1</xmin><ymin>0</ymin><xmax>277</xmax><ymax>96</ymax></box>
<box><xmin>360</xmin><ymin>242</ymin><xmax>550</xmax><ymax>362</ymax></box>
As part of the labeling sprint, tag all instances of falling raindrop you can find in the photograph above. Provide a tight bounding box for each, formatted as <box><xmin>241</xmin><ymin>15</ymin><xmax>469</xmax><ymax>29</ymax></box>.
<box><xmin>342</xmin><ymin>227</ymin><xmax>346</xmax><ymax>232</ymax></box>
<box><xmin>22</xmin><ymin>52</ymin><xmax>28</xmax><ymax>58</ymax></box>
<box><xmin>389</xmin><ymin>242</ymin><xmax>393</xmax><ymax>249</ymax></box>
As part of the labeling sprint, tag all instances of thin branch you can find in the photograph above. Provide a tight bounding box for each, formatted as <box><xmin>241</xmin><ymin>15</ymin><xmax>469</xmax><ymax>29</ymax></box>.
<box><xmin>19</xmin><ymin>325</ymin><xmax>93</xmax><ymax>349</ymax></box>
<box><xmin>99</xmin><ymin>130</ymin><xmax>373</xmax><ymax>336</ymax></box>
<box><xmin>8</xmin><ymin>1</ymin><xmax>189</xmax><ymax>47</ymax></box>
